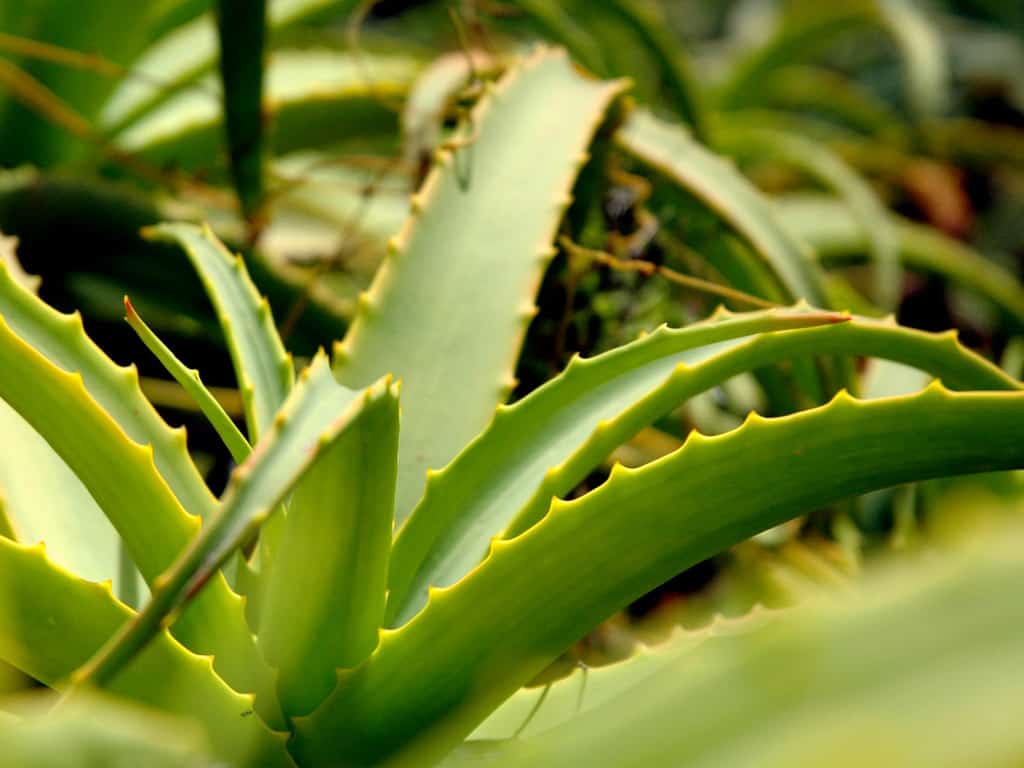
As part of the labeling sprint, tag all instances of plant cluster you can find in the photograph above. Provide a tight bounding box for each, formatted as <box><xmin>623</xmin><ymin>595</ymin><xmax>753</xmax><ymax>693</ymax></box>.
<box><xmin>0</xmin><ymin>1</ymin><xmax>1022</xmax><ymax>765</ymax></box>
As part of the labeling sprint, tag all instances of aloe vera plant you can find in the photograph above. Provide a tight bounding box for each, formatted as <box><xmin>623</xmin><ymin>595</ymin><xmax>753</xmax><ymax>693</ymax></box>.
<box><xmin>2</xmin><ymin>2</ymin><xmax>1024</xmax><ymax>766</ymax></box>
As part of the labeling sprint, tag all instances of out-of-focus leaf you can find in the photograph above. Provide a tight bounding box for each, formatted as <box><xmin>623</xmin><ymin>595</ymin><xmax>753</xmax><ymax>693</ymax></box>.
<box><xmin>215</xmin><ymin>0</ymin><xmax>267</xmax><ymax>222</ymax></box>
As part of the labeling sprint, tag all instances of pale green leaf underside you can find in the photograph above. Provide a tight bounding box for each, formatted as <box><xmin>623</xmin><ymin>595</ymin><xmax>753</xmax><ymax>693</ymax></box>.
<box><xmin>0</xmin><ymin>539</ymin><xmax>291</xmax><ymax>766</ymax></box>
<box><xmin>334</xmin><ymin>46</ymin><xmax>630</xmax><ymax>527</ymax></box>
<box><xmin>0</xmin><ymin>400</ymin><xmax>121</xmax><ymax>586</ymax></box>
<box><xmin>295</xmin><ymin>386</ymin><xmax>1024</xmax><ymax>766</ymax></box>
<box><xmin>616</xmin><ymin>108</ymin><xmax>827</xmax><ymax>305</ymax></box>
<box><xmin>147</xmin><ymin>223</ymin><xmax>294</xmax><ymax>444</ymax></box>
<box><xmin>387</xmin><ymin>309</ymin><xmax>1018</xmax><ymax>626</ymax></box>
<box><xmin>470</xmin><ymin>533</ymin><xmax>1024</xmax><ymax>767</ymax></box>
<box><xmin>1</xmin><ymin>693</ymin><xmax>210</xmax><ymax>768</ymax></box>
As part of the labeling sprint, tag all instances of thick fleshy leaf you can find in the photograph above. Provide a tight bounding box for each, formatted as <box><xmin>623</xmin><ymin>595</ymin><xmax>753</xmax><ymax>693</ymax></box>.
<box><xmin>259</xmin><ymin>376</ymin><xmax>399</xmax><ymax>717</ymax></box>
<box><xmin>465</xmin><ymin>535</ymin><xmax>1024</xmax><ymax>767</ymax></box>
<box><xmin>386</xmin><ymin>310</ymin><xmax>1018</xmax><ymax>626</ymax></box>
<box><xmin>295</xmin><ymin>385</ymin><xmax>1024</xmax><ymax>766</ymax></box>
<box><xmin>1</xmin><ymin>692</ymin><xmax>210</xmax><ymax>768</ymax></box>
<box><xmin>0</xmin><ymin>258</ymin><xmax>215</xmax><ymax>521</ymax></box>
<box><xmin>0</xmin><ymin>287</ymin><xmax>282</xmax><ymax>726</ymax></box>
<box><xmin>125</xmin><ymin>296</ymin><xmax>249</xmax><ymax>463</ymax></box>
<box><xmin>71</xmin><ymin>355</ymin><xmax>394</xmax><ymax>694</ymax></box>
<box><xmin>0</xmin><ymin>539</ymin><xmax>291</xmax><ymax>766</ymax></box>
<box><xmin>334</xmin><ymin>47</ymin><xmax>629</xmax><ymax>525</ymax></box>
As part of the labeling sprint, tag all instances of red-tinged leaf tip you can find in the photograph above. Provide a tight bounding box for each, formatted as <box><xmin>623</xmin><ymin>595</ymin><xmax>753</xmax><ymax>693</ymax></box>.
<box><xmin>123</xmin><ymin>295</ymin><xmax>137</xmax><ymax>322</ymax></box>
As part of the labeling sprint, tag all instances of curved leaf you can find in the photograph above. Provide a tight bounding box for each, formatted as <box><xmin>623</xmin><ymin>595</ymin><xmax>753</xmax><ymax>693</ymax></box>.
<box><xmin>715</xmin><ymin>125</ymin><xmax>899</xmax><ymax>310</ymax></box>
<box><xmin>125</xmin><ymin>296</ymin><xmax>249</xmax><ymax>463</ymax></box>
<box><xmin>295</xmin><ymin>385</ymin><xmax>1024</xmax><ymax>766</ymax></box>
<box><xmin>473</xmin><ymin>537</ymin><xmax>1024</xmax><ymax>767</ymax></box>
<box><xmin>147</xmin><ymin>222</ymin><xmax>293</xmax><ymax>444</ymax></box>
<box><xmin>334</xmin><ymin>47</ymin><xmax>629</xmax><ymax>525</ymax></box>
<box><xmin>616</xmin><ymin>109</ymin><xmax>827</xmax><ymax>305</ymax></box>
<box><xmin>0</xmin><ymin>538</ymin><xmax>291</xmax><ymax>766</ymax></box>
<box><xmin>0</xmin><ymin>400</ymin><xmax>121</xmax><ymax>585</ymax></box>
<box><xmin>72</xmin><ymin>355</ymin><xmax>394</xmax><ymax>695</ymax></box>
<box><xmin>0</xmin><ymin>258</ymin><xmax>215</xmax><ymax>521</ymax></box>
<box><xmin>387</xmin><ymin>310</ymin><xmax>1018</xmax><ymax>625</ymax></box>
<box><xmin>1</xmin><ymin>692</ymin><xmax>210</xmax><ymax>768</ymax></box>
<box><xmin>0</xmin><ymin>299</ymin><xmax>282</xmax><ymax>726</ymax></box>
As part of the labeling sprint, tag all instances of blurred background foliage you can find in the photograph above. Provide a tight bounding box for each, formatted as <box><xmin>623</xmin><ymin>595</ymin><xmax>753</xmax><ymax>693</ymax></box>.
<box><xmin>0</xmin><ymin>0</ymin><xmax>1023</xmax><ymax>677</ymax></box>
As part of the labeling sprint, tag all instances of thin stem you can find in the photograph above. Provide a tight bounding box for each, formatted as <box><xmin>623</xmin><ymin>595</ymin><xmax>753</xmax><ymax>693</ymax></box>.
<box><xmin>559</xmin><ymin>237</ymin><xmax>779</xmax><ymax>310</ymax></box>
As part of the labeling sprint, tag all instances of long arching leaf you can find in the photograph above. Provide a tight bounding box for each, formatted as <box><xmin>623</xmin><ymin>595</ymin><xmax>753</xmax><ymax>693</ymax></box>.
<box><xmin>386</xmin><ymin>311</ymin><xmax>1018</xmax><ymax>625</ymax></box>
<box><xmin>295</xmin><ymin>385</ymin><xmax>1024</xmax><ymax>766</ymax></box>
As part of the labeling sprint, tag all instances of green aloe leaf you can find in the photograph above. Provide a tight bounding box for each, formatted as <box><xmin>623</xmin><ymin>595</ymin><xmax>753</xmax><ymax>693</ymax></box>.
<box><xmin>147</xmin><ymin>222</ymin><xmax>293</xmax><ymax>444</ymax></box>
<box><xmin>0</xmin><ymin>256</ymin><xmax>215</xmax><ymax>521</ymax></box>
<box><xmin>0</xmin><ymin>538</ymin><xmax>291</xmax><ymax>766</ymax></box>
<box><xmin>0</xmin><ymin>400</ymin><xmax>124</xmax><ymax>587</ymax></box>
<box><xmin>295</xmin><ymin>385</ymin><xmax>1024</xmax><ymax>766</ymax></box>
<box><xmin>215</xmin><ymin>0</ymin><xmax>267</xmax><ymax>222</ymax></box>
<box><xmin>334</xmin><ymin>47</ymin><xmax>629</xmax><ymax>525</ymax></box>
<box><xmin>616</xmin><ymin>108</ymin><xmax>827</xmax><ymax>305</ymax></box>
<box><xmin>259</xmin><ymin>375</ymin><xmax>399</xmax><ymax>717</ymax></box>
<box><xmin>71</xmin><ymin>354</ymin><xmax>394</xmax><ymax>695</ymax></box>
<box><xmin>387</xmin><ymin>310</ymin><xmax>1018</xmax><ymax>626</ymax></box>
<box><xmin>125</xmin><ymin>296</ymin><xmax>250</xmax><ymax>463</ymax></box>
<box><xmin>468</xmin><ymin>534</ymin><xmax>1024</xmax><ymax>767</ymax></box>
<box><xmin>0</xmin><ymin>280</ymin><xmax>282</xmax><ymax>726</ymax></box>
<box><xmin>0</xmin><ymin>244</ymin><xmax>127</xmax><ymax>589</ymax></box>
<box><xmin>715</xmin><ymin>125</ymin><xmax>899</xmax><ymax>310</ymax></box>
<box><xmin>775</xmin><ymin>195</ymin><xmax>1024</xmax><ymax>327</ymax></box>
